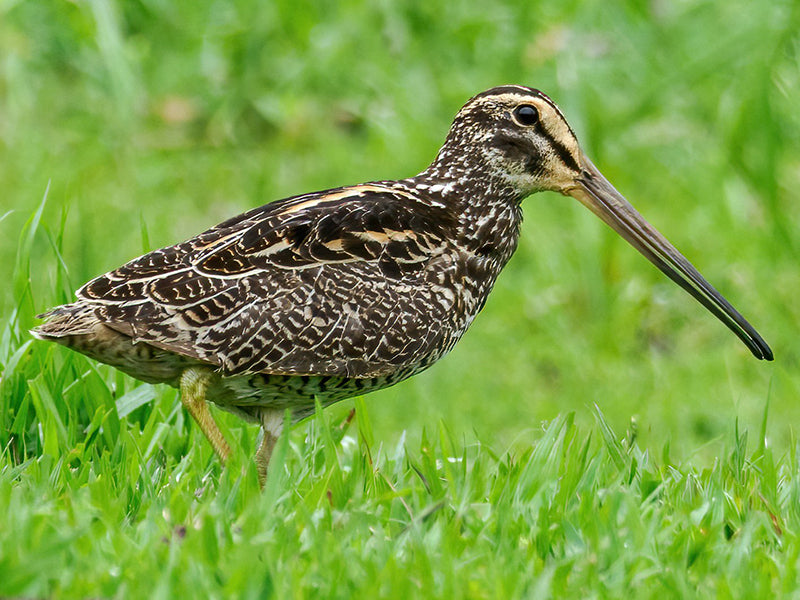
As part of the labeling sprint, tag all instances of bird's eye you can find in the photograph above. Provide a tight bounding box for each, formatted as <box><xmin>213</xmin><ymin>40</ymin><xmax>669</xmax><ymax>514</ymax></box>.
<box><xmin>512</xmin><ymin>105</ymin><xmax>539</xmax><ymax>126</ymax></box>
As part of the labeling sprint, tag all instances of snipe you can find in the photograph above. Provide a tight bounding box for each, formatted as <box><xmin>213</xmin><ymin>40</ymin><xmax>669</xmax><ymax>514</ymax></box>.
<box><xmin>33</xmin><ymin>86</ymin><xmax>773</xmax><ymax>484</ymax></box>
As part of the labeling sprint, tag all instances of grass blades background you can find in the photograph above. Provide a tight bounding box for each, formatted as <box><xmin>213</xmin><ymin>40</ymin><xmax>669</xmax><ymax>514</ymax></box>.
<box><xmin>3</xmin><ymin>401</ymin><xmax>800</xmax><ymax>598</ymax></box>
<box><xmin>1</xmin><ymin>0</ymin><xmax>799</xmax><ymax>597</ymax></box>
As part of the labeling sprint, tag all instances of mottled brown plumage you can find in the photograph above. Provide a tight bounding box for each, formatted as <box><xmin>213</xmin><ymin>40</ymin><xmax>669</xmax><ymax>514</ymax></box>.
<box><xmin>33</xmin><ymin>86</ymin><xmax>772</xmax><ymax>484</ymax></box>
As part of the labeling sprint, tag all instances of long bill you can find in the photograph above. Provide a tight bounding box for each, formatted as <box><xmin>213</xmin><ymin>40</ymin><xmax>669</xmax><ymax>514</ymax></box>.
<box><xmin>567</xmin><ymin>155</ymin><xmax>773</xmax><ymax>361</ymax></box>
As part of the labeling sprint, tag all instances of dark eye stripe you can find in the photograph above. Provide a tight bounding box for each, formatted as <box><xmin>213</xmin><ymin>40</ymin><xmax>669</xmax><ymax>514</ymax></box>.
<box><xmin>533</xmin><ymin>121</ymin><xmax>581</xmax><ymax>172</ymax></box>
<box><xmin>509</xmin><ymin>102</ymin><xmax>579</xmax><ymax>171</ymax></box>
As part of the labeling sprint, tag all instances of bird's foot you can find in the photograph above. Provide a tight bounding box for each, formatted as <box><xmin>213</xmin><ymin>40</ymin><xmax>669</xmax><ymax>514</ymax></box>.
<box><xmin>180</xmin><ymin>367</ymin><xmax>231</xmax><ymax>464</ymax></box>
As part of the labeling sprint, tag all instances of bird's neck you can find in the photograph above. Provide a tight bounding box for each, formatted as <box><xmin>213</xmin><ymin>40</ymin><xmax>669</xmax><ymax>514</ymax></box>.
<box><xmin>420</xmin><ymin>140</ymin><xmax>527</xmax><ymax>215</ymax></box>
<box><xmin>408</xmin><ymin>161</ymin><xmax>525</xmax><ymax>266</ymax></box>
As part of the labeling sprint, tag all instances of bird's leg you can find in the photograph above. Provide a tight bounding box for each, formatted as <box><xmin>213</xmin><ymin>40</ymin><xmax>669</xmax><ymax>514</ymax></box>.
<box><xmin>256</xmin><ymin>408</ymin><xmax>284</xmax><ymax>487</ymax></box>
<box><xmin>179</xmin><ymin>367</ymin><xmax>231</xmax><ymax>464</ymax></box>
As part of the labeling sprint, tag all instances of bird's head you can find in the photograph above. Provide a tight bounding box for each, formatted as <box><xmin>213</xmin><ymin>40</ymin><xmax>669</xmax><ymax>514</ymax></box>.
<box><xmin>435</xmin><ymin>85</ymin><xmax>584</xmax><ymax>196</ymax></box>
<box><xmin>430</xmin><ymin>85</ymin><xmax>773</xmax><ymax>361</ymax></box>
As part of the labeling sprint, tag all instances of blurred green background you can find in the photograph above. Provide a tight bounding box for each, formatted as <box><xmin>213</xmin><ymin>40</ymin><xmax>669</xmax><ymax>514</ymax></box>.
<box><xmin>1</xmin><ymin>0</ymin><xmax>798</xmax><ymax>459</ymax></box>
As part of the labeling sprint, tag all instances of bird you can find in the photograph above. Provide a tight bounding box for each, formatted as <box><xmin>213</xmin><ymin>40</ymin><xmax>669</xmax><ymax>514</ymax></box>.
<box><xmin>32</xmin><ymin>85</ymin><xmax>773</xmax><ymax>485</ymax></box>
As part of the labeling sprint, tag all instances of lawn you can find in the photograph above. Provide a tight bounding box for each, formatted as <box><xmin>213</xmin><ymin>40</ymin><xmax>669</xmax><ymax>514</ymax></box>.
<box><xmin>1</xmin><ymin>0</ymin><xmax>799</xmax><ymax>597</ymax></box>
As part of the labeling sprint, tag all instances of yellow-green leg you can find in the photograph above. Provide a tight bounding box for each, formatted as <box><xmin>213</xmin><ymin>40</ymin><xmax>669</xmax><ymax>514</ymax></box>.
<box><xmin>255</xmin><ymin>409</ymin><xmax>284</xmax><ymax>487</ymax></box>
<box><xmin>180</xmin><ymin>367</ymin><xmax>231</xmax><ymax>464</ymax></box>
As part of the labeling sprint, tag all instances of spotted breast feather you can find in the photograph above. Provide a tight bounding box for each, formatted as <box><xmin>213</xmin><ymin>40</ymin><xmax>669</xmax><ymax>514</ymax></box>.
<box><xmin>41</xmin><ymin>183</ymin><xmax>464</xmax><ymax>381</ymax></box>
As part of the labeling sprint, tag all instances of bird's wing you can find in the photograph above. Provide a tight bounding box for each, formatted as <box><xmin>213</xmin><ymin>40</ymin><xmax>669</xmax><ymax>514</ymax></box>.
<box><xmin>75</xmin><ymin>183</ymin><xmax>459</xmax><ymax>377</ymax></box>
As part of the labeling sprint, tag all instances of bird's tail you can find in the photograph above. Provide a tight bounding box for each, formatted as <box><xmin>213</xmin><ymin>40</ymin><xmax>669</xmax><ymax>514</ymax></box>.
<box><xmin>31</xmin><ymin>302</ymin><xmax>101</xmax><ymax>340</ymax></box>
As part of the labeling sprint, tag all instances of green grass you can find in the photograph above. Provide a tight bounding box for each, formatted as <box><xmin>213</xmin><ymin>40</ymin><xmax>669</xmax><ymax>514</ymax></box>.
<box><xmin>1</xmin><ymin>0</ymin><xmax>799</xmax><ymax>597</ymax></box>
<box><xmin>3</xmin><ymin>393</ymin><xmax>800</xmax><ymax>597</ymax></box>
